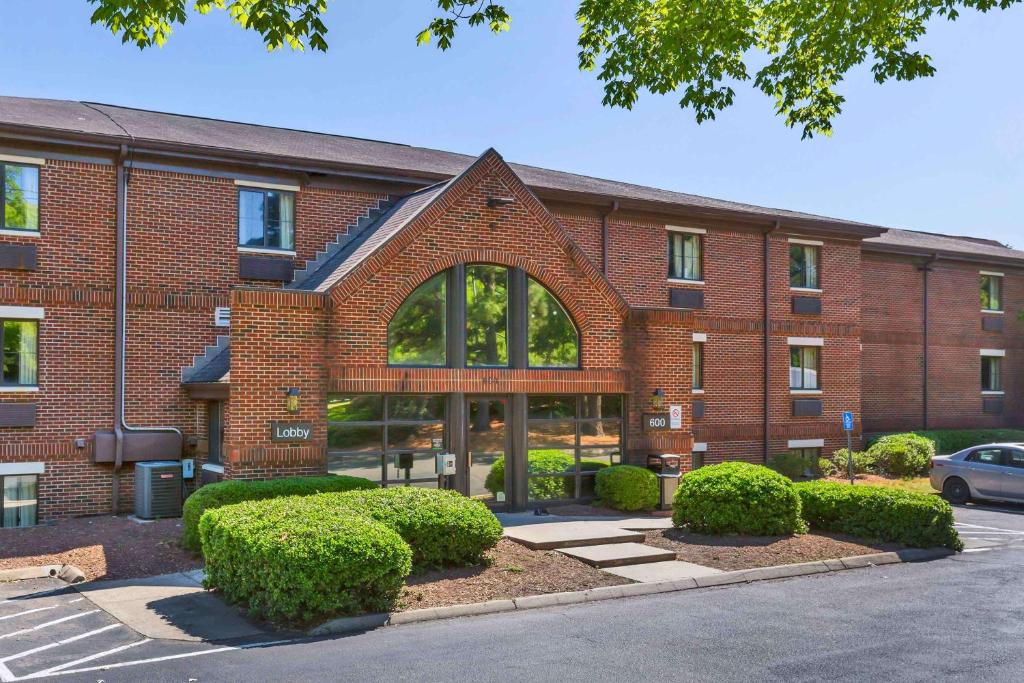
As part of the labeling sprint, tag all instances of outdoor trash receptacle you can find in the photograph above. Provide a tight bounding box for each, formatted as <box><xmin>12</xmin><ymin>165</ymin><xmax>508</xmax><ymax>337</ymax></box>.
<box><xmin>646</xmin><ymin>454</ymin><xmax>682</xmax><ymax>510</ymax></box>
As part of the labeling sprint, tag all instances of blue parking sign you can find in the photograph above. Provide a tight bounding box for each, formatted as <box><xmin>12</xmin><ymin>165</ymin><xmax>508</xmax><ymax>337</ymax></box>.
<box><xmin>841</xmin><ymin>411</ymin><xmax>855</xmax><ymax>431</ymax></box>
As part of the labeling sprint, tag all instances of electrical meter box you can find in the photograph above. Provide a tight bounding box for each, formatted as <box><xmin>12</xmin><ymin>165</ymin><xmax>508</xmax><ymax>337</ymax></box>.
<box><xmin>435</xmin><ymin>452</ymin><xmax>456</xmax><ymax>476</ymax></box>
<box><xmin>181</xmin><ymin>459</ymin><xmax>195</xmax><ymax>480</ymax></box>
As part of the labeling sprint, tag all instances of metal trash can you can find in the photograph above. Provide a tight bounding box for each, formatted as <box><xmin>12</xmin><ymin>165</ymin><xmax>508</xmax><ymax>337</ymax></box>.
<box><xmin>646</xmin><ymin>454</ymin><xmax>682</xmax><ymax>511</ymax></box>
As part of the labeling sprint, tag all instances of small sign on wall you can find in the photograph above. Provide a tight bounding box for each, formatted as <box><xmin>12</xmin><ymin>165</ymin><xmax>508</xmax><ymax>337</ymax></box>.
<box><xmin>669</xmin><ymin>405</ymin><xmax>683</xmax><ymax>430</ymax></box>
<box><xmin>643</xmin><ymin>413</ymin><xmax>670</xmax><ymax>432</ymax></box>
<box><xmin>271</xmin><ymin>422</ymin><xmax>313</xmax><ymax>442</ymax></box>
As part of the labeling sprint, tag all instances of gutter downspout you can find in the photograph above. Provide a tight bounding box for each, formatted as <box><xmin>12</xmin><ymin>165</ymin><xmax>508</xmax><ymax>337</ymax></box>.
<box><xmin>600</xmin><ymin>201</ymin><xmax>619</xmax><ymax>276</ymax></box>
<box><xmin>112</xmin><ymin>144</ymin><xmax>182</xmax><ymax>513</ymax></box>
<box><xmin>764</xmin><ymin>221</ymin><xmax>781</xmax><ymax>462</ymax></box>
<box><xmin>918</xmin><ymin>254</ymin><xmax>939</xmax><ymax>431</ymax></box>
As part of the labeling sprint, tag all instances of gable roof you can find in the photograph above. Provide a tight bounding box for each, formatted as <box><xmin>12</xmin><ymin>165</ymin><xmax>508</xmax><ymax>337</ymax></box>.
<box><xmin>865</xmin><ymin>228</ymin><xmax>1024</xmax><ymax>265</ymax></box>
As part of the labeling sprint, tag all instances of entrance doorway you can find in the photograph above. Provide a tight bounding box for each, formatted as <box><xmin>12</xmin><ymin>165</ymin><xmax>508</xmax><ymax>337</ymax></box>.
<box><xmin>465</xmin><ymin>397</ymin><xmax>509</xmax><ymax>505</ymax></box>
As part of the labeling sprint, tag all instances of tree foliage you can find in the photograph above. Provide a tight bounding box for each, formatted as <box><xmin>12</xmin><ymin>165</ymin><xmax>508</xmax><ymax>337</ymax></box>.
<box><xmin>87</xmin><ymin>0</ymin><xmax>1022</xmax><ymax>137</ymax></box>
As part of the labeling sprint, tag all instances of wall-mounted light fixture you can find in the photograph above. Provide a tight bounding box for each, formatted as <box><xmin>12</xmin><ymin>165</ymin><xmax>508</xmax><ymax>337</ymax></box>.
<box><xmin>487</xmin><ymin>197</ymin><xmax>516</xmax><ymax>209</ymax></box>
<box><xmin>651</xmin><ymin>388</ymin><xmax>666</xmax><ymax>410</ymax></box>
<box><xmin>286</xmin><ymin>387</ymin><xmax>301</xmax><ymax>414</ymax></box>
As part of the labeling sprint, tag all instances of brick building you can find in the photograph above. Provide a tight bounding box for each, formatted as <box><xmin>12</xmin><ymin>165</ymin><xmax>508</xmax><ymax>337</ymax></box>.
<box><xmin>0</xmin><ymin>96</ymin><xmax>1020</xmax><ymax>523</ymax></box>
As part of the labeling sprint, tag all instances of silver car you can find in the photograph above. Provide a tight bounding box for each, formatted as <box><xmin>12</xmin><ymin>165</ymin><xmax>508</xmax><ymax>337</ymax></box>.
<box><xmin>930</xmin><ymin>443</ymin><xmax>1024</xmax><ymax>504</ymax></box>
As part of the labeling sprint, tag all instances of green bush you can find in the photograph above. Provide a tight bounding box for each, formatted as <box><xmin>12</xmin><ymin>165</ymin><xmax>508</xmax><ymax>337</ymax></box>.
<box><xmin>908</xmin><ymin>429</ymin><xmax>1024</xmax><ymax>455</ymax></box>
<box><xmin>795</xmin><ymin>481</ymin><xmax>962</xmax><ymax>550</ymax></box>
<box><xmin>484</xmin><ymin>450</ymin><xmax>610</xmax><ymax>502</ymax></box>
<box><xmin>768</xmin><ymin>452</ymin><xmax>811</xmax><ymax>480</ymax></box>
<box><xmin>672</xmin><ymin>462</ymin><xmax>807</xmax><ymax>536</ymax></box>
<box><xmin>595</xmin><ymin>465</ymin><xmax>658</xmax><ymax>512</ymax></box>
<box><xmin>818</xmin><ymin>457</ymin><xmax>838</xmax><ymax>478</ymax></box>
<box><xmin>867</xmin><ymin>433</ymin><xmax>935</xmax><ymax>477</ymax></box>
<box><xmin>199</xmin><ymin>495</ymin><xmax>412</xmax><ymax>623</ymax></box>
<box><xmin>831</xmin><ymin>448</ymin><xmax>877</xmax><ymax>476</ymax></box>
<box><xmin>332</xmin><ymin>487</ymin><xmax>502</xmax><ymax>570</ymax></box>
<box><xmin>182</xmin><ymin>475</ymin><xmax>377</xmax><ymax>552</ymax></box>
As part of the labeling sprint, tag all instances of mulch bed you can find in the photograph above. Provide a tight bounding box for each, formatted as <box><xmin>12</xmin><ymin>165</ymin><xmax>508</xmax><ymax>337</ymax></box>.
<box><xmin>399</xmin><ymin>539</ymin><xmax>628</xmax><ymax>611</ymax></box>
<box><xmin>642</xmin><ymin>529</ymin><xmax>901</xmax><ymax>571</ymax></box>
<box><xmin>0</xmin><ymin>515</ymin><xmax>201</xmax><ymax>582</ymax></box>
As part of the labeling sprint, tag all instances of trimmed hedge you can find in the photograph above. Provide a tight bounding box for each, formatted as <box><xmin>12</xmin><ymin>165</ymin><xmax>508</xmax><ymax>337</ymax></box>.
<box><xmin>595</xmin><ymin>465</ymin><xmax>658</xmax><ymax>512</ymax></box>
<box><xmin>182</xmin><ymin>475</ymin><xmax>376</xmax><ymax>552</ymax></box>
<box><xmin>795</xmin><ymin>481</ymin><xmax>962</xmax><ymax>550</ymax></box>
<box><xmin>911</xmin><ymin>429</ymin><xmax>1024</xmax><ymax>455</ymax></box>
<box><xmin>332</xmin><ymin>487</ymin><xmax>503</xmax><ymax>570</ymax></box>
<box><xmin>484</xmin><ymin>451</ymin><xmax>609</xmax><ymax>502</ymax></box>
<box><xmin>866</xmin><ymin>433</ymin><xmax>935</xmax><ymax>477</ymax></box>
<box><xmin>199</xmin><ymin>495</ymin><xmax>412</xmax><ymax>623</ymax></box>
<box><xmin>672</xmin><ymin>462</ymin><xmax>807</xmax><ymax>536</ymax></box>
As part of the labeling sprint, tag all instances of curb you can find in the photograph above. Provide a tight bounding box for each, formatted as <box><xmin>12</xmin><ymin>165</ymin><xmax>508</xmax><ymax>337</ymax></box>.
<box><xmin>0</xmin><ymin>564</ymin><xmax>85</xmax><ymax>584</ymax></box>
<box><xmin>307</xmin><ymin>547</ymin><xmax>955</xmax><ymax>637</ymax></box>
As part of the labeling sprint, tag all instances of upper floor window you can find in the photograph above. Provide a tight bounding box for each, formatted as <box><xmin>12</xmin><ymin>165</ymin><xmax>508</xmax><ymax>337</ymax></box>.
<box><xmin>789</xmin><ymin>242</ymin><xmax>820</xmax><ymax>289</ymax></box>
<box><xmin>692</xmin><ymin>342</ymin><xmax>704</xmax><ymax>390</ymax></box>
<box><xmin>2</xmin><ymin>319</ymin><xmax>38</xmax><ymax>387</ymax></box>
<box><xmin>668</xmin><ymin>230</ymin><xmax>702</xmax><ymax>281</ymax></box>
<box><xmin>981</xmin><ymin>273</ymin><xmax>1002</xmax><ymax>312</ymax></box>
<box><xmin>789</xmin><ymin>346</ymin><xmax>819</xmax><ymax>390</ymax></box>
<box><xmin>981</xmin><ymin>354</ymin><xmax>1002</xmax><ymax>392</ymax></box>
<box><xmin>238</xmin><ymin>188</ymin><xmax>294</xmax><ymax>251</ymax></box>
<box><xmin>2</xmin><ymin>163</ymin><xmax>40</xmax><ymax>232</ymax></box>
<box><xmin>388</xmin><ymin>265</ymin><xmax>579</xmax><ymax>369</ymax></box>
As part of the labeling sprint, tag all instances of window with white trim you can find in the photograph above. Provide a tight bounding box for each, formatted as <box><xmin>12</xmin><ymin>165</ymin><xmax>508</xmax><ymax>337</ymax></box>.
<box><xmin>982</xmin><ymin>355</ymin><xmax>1002</xmax><ymax>392</ymax></box>
<box><xmin>789</xmin><ymin>346</ymin><xmax>820</xmax><ymax>390</ymax></box>
<box><xmin>1</xmin><ymin>319</ymin><xmax>38</xmax><ymax>387</ymax></box>
<box><xmin>981</xmin><ymin>274</ymin><xmax>1002</xmax><ymax>312</ymax></box>
<box><xmin>2</xmin><ymin>163</ymin><xmax>40</xmax><ymax>232</ymax></box>
<box><xmin>789</xmin><ymin>243</ymin><xmax>819</xmax><ymax>289</ymax></box>
<box><xmin>2</xmin><ymin>474</ymin><xmax>37</xmax><ymax>527</ymax></box>
<box><xmin>238</xmin><ymin>187</ymin><xmax>294</xmax><ymax>250</ymax></box>
<box><xmin>668</xmin><ymin>231</ymin><xmax>702</xmax><ymax>281</ymax></box>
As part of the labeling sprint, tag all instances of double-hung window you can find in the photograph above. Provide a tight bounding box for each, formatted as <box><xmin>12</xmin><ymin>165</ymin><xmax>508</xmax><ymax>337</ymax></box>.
<box><xmin>2</xmin><ymin>474</ymin><xmax>37</xmax><ymax>527</ymax></box>
<box><xmin>2</xmin><ymin>162</ymin><xmax>40</xmax><ymax>232</ymax></box>
<box><xmin>980</xmin><ymin>273</ymin><xmax>1002</xmax><ymax>312</ymax></box>
<box><xmin>238</xmin><ymin>187</ymin><xmax>295</xmax><ymax>251</ymax></box>
<box><xmin>789</xmin><ymin>243</ymin><xmax>820</xmax><ymax>289</ymax></box>
<box><xmin>692</xmin><ymin>342</ymin><xmax>704</xmax><ymax>391</ymax></box>
<box><xmin>1</xmin><ymin>319</ymin><xmax>38</xmax><ymax>387</ymax></box>
<box><xmin>981</xmin><ymin>355</ymin><xmax>1002</xmax><ymax>393</ymax></box>
<box><xmin>789</xmin><ymin>346</ymin><xmax>820</xmax><ymax>390</ymax></box>
<box><xmin>668</xmin><ymin>230</ymin><xmax>702</xmax><ymax>281</ymax></box>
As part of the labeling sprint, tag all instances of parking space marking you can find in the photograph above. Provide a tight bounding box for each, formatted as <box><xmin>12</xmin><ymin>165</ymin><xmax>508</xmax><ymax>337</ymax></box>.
<box><xmin>955</xmin><ymin>522</ymin><xmax>1024</xmax><ymax>533</ymax></box>
<box><xmin>0</xmin><ymin>624</ymin><xmax>123</xmax><ymax>664</ymax></box>
<box><xmin>28</xmin><ymin>638</ymin><xmax>151</xmax><ymax>677</ymax></box>
<box><xmin>0</xmin><ymin>612</ymin><xmax>98</xmax><ymax>641</ymax></box>
<box><xmin>0</xmin><ymin>608</ymin><xmax>58</xmax><ymax>623</ymax></box>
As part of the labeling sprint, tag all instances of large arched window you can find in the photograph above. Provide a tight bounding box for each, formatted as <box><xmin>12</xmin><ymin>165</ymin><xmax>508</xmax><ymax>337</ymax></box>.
<box><xmin>387</xmin><ymin>265</ymin><xmax>580</xmax><ymax>369</ymax></box>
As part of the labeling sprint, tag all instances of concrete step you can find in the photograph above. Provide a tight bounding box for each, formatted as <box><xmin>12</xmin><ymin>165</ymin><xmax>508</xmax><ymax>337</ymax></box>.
<box><xmin>557</xmin><ymin>543</ymin><xmax>677</xmax><ymax>568</ymax></box>
<box><xmin>603</xmin><ymin>560</ymin><xmax>724</xmax><ymax>582</ymax></box>
<box><xmin>503</xmin><ymin>522</ymin><xmax>644</xmax><ymax>550</ymax></box>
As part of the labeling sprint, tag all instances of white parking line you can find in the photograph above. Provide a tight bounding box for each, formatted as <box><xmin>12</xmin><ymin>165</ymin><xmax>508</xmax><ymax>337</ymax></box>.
<box><xmin>0</xmin><ymin>608</ymin><xmax>58</xmax><ymax>623</ymax></box>
<box><xmin>28</xmin><ymin>638</ymin><xmax>151</xmax><ymax>677</ymax></box>
<box><xmin>0</xmin><ymin>612</ymin><xmax>98</xmax><ymax>641</ymax></box>
<box><xmin>0</xmin><ymin>624</ymin><xmax>123</xmax><ymax>663</ymax></box>
<box><xmin>955</xmin><ymin>522</ymin><xmax>1024</xmax><ymax>533</ymax></box>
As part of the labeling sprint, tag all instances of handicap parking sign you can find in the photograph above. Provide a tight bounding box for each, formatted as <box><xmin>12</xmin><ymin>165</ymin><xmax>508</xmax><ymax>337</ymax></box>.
<box><xmin>841</xmin><ymin>411</ymin><xmax>855</xmax><ymax>431</ymax></box>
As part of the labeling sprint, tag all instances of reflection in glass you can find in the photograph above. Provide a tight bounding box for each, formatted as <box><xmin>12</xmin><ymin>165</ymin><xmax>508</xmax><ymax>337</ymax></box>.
<box><xmin>471</xmin><ymin>399</ymin><xmax>507</xmax><ymax>502</ymax></box>
<box><xmin>387</xmin><ymin>423</ymin><xmax>445</xmax><ymax>451</ymax></box>
<box><xmin>3</xmin><ymin>165</ymin><xmax>39</xmax><ymax>231</ymax></box>
<box><xmin>388</xmin><ymin>395</ymin><xmax>445</xmax><ymax>421</ymax></box>
<box><xmin>528</xmin><ymin>395</ymin><xmax>576</xmax><ymax>419</ymax></box>
<box><xmin>466</xmin><ymin>265</ymin><xmax>509</xmax><ymax>367</ymax></box>
<box><xmin>527</xmin><ymin>278</ymin><xmax>579</xmax><ymax>368</ymax></box>
<box><xmin>388</xmin><ymin>274</ymin><xmax>447</xmax><ymax>366</ymax></box>
<box><xmin>327</xmin><ymin>395</ymin><xmax>383</xmax><ymax>422</ymax></box>
<box><xmin>327</xmin><ymin>425</ymin><xmax>383</xmax><ymax>452</ymax></box>
<box><xmin>2</xmin><ymin>475</ymin><xmax>37</xmax><ymax>527</ymax></box>
<box><xmin>328</xmin><ymin>453</ymin><xmax>382</xmax><ymax>483</ymax></box>
<box><xmin>579</xmin><ymin>421</ymin><xmax>621</xmax><ymax>447</ymax></box>
<box><xmin>388</xmin><ymin>451</ymin><xmax>439</xmax><ymax>485</ymax></box>
<box><xmin>527</xmin><ymin>421</ymin><xmax>576</xmax><ymax>448</ymax></box>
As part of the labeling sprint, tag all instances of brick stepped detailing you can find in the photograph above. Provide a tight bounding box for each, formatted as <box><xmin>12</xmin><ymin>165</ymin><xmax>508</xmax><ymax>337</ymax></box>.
<box><xmin>503</xmin><ymin>522</ymin><xmax>644</xmax><ymax>550</ymax></box>
<box><xmin>556</xmin><ymin>543</ymin><xmax>677</xmax><ymax>568</ymax></box>
<box><xmin>289</xmin><ymin>197</ymin><xmax>395</xmax><ymax>290</ymax></box>
<box><xmin>180</xmin><ymin>335</ymin><xmax>230</xmax><ymax>383</ymax></box>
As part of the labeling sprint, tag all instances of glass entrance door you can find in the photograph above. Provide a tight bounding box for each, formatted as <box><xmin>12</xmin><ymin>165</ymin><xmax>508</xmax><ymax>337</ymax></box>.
<box><xmin>466</xmin><ymin>397</ymin><xmax>508</xmax><ymax>505</ymax></box>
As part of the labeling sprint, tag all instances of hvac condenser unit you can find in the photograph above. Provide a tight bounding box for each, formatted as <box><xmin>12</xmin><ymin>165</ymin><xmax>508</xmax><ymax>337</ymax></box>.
<box><xmin>134</xmin><ymin>461</ymin><xmax>183</xmax><ymax>519</ymax></box>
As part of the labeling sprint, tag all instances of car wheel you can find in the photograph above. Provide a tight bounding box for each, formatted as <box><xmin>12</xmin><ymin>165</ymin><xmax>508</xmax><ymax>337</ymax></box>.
<box><xmin>943</xmin><ymin>477</ymin><xmax>971</xmax><ymax>505</ymax></box>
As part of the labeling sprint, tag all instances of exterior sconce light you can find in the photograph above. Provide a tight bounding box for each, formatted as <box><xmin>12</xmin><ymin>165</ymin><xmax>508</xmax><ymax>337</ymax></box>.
<box><xmin>651</xmin><ymin>388</ymin><xmax>665</xmax><ymax>410</ymax></box>
<box><xmin>487</xmin><ymin>197</ymin><xmax>516</xmax><ymax>209</ymax></box>
<box><xmin>285</xmin><ymin>387</ymin><xmax>301</xmax><ymax>414</ymax></box>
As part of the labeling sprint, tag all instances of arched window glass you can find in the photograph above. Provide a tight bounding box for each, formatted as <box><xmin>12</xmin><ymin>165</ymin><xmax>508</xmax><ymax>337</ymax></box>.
<box><xmin>466</xmin><ymin>265</ymin><xmax>509</xmax><ymax>367</ymax></box>
<box><xmin>527</xmin><ymin>278</ymin><xmax>579</xmax><ymax>368</ymax></box>
<box><xmin>387</xmin><ymin>273</ymin><xmax>446</xmax><ymax>366</ymax></box>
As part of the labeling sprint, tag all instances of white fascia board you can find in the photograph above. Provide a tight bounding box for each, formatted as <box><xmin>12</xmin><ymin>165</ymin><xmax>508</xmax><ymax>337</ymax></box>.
<box><xmin>0</xmin><ymin>462</ymin><xmax>45</xmax><ymax>475</ymax></box>
<box><xmin>666</xmin><ymin>225</ymin><xmax>707</xmax><ymax>235</ymax></box>
<box><xmin>0</xmin><ymin>153</ymin><xmax>45</xmax><ymax>166</ymax></box>
<box><xmin>788</xmin><ymin>439</ymin><xmax>825</xmax><ymax>449</ymax></box>
<box><xmin>980</xmin><ymin>349</ymin><xmax>1006</xmax><ymax>357</ymax></box>
<box><xmin>788</xmin><ymin>237</ymin><xmax>824</xmax><ymax>247</ymax></box>
<box><xmin>0</xmin><ymin>306</ymin><xmax>44</xmax><ymax>320</ymax></box>
<box><xmin>788</xmin><ymin>336</ymin><xmax>824</xmax><ymax>347</ymax></box>
<box><xmin>234</xmin><ymin>179</ymin><xmax>301</xmax><ymax>193</ymax></box>
<box><xmin>692</xmin><ymin>333</ymin><xmax>707</xmax><ymax>343</ymax></box>
<box><xmin>692</xmin><ymin>442</ymin><xmax>708</xmax><ymax>452</ymax></box>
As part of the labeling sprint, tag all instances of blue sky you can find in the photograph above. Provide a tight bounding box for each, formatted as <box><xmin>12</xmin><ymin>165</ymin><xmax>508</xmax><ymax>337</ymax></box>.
<box><xmin>2</xmin><ymin>1</ymin><xmax>1022</xmax><ymax>246</ymax></box>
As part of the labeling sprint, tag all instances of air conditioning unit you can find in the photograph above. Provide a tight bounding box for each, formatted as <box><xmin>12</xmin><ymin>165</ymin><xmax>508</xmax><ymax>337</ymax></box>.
<box><xmin>134</xmin><ymin>461</ymin><xmax>183</xmax><ymax>519</ymax></box>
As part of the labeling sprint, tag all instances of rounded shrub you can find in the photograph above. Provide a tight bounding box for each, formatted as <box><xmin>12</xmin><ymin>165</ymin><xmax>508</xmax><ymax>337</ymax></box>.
<box><xmin>199</xmin><ymin>495</ymin><xmax>412</xmax><ymax>623</ymax></box>
<box><xmin>182</xmin><ymin>475</ymin><xmax>376</xmax><ymax>552</ymax></box>
<box><xmin>333</xmin><ymin>487</ymin><xmax>503</xmax><ymax>570</ymax></box>
<box><xmin>672</xmin><ymin>462</ymin><xmax>807</xmax><ymax>536</ymax></box>
<box><xmin>595</xmin><ymin>465</ymin><xmax>658</xmax><ymax>512</ymax></box>
<box><xmin>867</xmin><ymin>433</ymin><xmax>935</xmax><ymax>477</ymax></box>
<box><xmin>485</xmin><ymin>450</ymin><xmax>609</xmax><ymax>501</ymax></box>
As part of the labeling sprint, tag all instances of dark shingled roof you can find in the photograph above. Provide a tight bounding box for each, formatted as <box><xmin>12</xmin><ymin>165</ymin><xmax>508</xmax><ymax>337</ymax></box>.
<box><xmin>865</xmin><ymin>228</ymin><xmax>1024</xmax><ymax>263</ymax></box>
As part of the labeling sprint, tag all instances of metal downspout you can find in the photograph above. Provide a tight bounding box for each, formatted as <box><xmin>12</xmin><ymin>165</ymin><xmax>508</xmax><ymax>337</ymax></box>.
<box><xmin>600</xmin><ymin>201</ymin><xmax>619</xmax><ymax>275</ymax></box>
<box><xmin>764</xmin><ymin>221</ymin><xmax>781</xmax><ymax>461</ymax></box>
<box><xmin>919</xmin><ymin>254</ymin><xmax>938</xmax><ymax>430</ymax></box>
<box><xmin>112</xmin><ymin>145</ymin><xmax>182</xmax><ymax>512</ymax></box>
